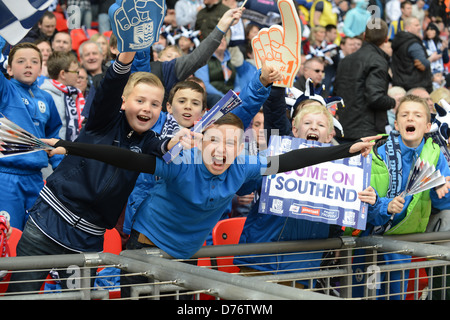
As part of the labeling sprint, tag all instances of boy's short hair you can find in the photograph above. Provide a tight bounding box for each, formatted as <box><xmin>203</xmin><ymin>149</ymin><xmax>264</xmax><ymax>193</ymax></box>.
<box><xmin>293</xmin><ymin>104</ymin><xmax>334</xmax><ymax>134</ymax></box>
<box><xmin>47</xmin><ymin>51</ymin><xmax>79</xmax><ymax>80</ymax></box>
<box><xmin>214</xmin><ymin>112</ymin><xmax>244</xmax><ymax>130</ymax></box>
<box><xmin>167</xmin><ymin>80</ymin><xmax>207</xmax><ymax>110</ymax></box>
<box><xmin>396</xmin><ymin>94</ymin><xmax>431</xmax><ymax>122</ymax></box>
<box><xmin>122</xmin><ymin>71</ymin><xmax>164</xmax><ymax>98</ymax></box>
<box><xmin>8</xmin><ymin>43</ymin><xmax>43</xmax><ymax>67</ymax></box>
<box><xmin>210</xmin><ymin>113</ymin><xmax>245</xmax><ymax>143</ymax></box>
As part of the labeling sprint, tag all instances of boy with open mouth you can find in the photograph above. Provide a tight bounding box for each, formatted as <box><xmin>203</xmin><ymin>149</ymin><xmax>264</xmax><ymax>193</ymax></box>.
<box><xmin>350</xmin><ymin>94</ymin><xmax>450</xmax><ymax>299</ymax></box>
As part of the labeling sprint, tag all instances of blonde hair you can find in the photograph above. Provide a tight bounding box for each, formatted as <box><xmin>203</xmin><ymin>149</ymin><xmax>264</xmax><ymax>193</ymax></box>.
<box><xmin>292</xmin><ymin>99</ymin><xmax>323</xmax><ymax>119</ymax></box>
<box><xmin>388</xmin><ymin>86</ymin><xmax>406</xmax><ymax>97</ymax></box>
<box><xmin>293</xmin><ymin>104</ymin><xmax>334</xmax><ymax>134</ymax></box>
<box><xmin>430</xmin><ymin>87</ymin><xmax>450</xmax><ymax>104</ymax></box>
<box><xmin>158</xmin><ymin>45</ymin><xmax>183</xmax><ymax>59</ymax></box>
<box><xmin>396</xmin><ymin>94</ymin><xmax>431</xmax><ymax>123</ymax></box>
<box><xmin>122</xmin><ymin>72</ymin><xmax>164</xmax><ymax>98</ymax></box>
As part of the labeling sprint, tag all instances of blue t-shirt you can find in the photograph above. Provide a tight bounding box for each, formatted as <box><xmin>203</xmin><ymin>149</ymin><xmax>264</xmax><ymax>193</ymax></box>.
<box><xmin>132</xmin><ymin>148</ymin><xmax>268</xmax><ymax>259</ymax></box>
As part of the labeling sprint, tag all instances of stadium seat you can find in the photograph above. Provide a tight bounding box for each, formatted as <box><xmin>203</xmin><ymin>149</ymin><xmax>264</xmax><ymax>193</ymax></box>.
<box><xmin>0</xmin><ymin>227</ymin><xmax>22</xmax><ymax>293</ymax></box>
<box><xmin>196</xmin><ymin>218</ymin><xmax>246</xmax><ymax>300</ymax></box>
<box><xmin>71</xmin><ymin>28</ymin><xmax>99</xmax><ymax>56</ymax></box>
<box><xmin>211</xmin><ymin>217</ymin><xmax>246</xmax><ymax>273</ymax></box>
<box><xmin>71</xmin><ymin>28</ymin><xmax>89</xmax><ymax>53</ymax></box>
<box><xmin>98</xmin><ymin>228</ymin><xmax>123</xmax><ymax>299</ymax></box>
<box><xmin>6</xmin><ymin>227</ymin><xmax>22</xmax><ymax>258</ymax></box>
<box><xmin>405</xmin><ymin>257</ymin><xmax>429</xmax><ymax>300</ymax></box>
<box><xmin>103</xmin><ymin>30</ymin><xmax>113</xmax><ymax>39</ymax></box>
<box><xmin>103</xmin><ymin>228</ymin><xmax>122</xmax><ymax>255</ymax></box>
<box><xmin>54</xmin><ymin>11</ymin><xmax>68</xmax><ymax>32</ymax></box>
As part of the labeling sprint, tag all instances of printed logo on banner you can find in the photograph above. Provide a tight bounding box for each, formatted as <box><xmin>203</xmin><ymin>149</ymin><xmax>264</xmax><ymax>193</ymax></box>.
<box><xmin>301</xmin><ymin>206</ymin><xmax>320</xmax><ymax>216</ymax></box>
<box><xmin>343</xmin><ymin>211</ymin><xmax>356</xmax><ymax>226</ymax></box>
<box><xmin>280</xmin><ymin>138</ymin><xmax>292</xmax><ymax>153</ymax></box>
<box><xmin>269</xmin><ymin>199</ymin><xmax>284</xmax><ymax>214</ymax></box>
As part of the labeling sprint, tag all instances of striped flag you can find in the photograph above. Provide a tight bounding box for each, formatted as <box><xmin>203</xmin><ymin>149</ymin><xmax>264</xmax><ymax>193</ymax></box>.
<box><xmin>0</xmin><ymin>0</ymin><xmax>54</xmax><ymax>45</ymax></box>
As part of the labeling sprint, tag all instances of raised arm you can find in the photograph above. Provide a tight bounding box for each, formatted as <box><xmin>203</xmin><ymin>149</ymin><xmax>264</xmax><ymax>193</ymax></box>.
<box><xmin>84</xmin><ymin>52</ymin><xmax>135</xmax><ymax>130</ymax></box>
<box><xmin>55</xmin><ymin>139</ymin><xmax>158</xmax><ymax>174</ymax></box>
<box><xmin>41</xmin><ymin>128</ymin><xmax>197</xmax><ymax>173</ymax></box>
<box><xmin>232</xmin><ymin>58</ymin><xmax>282</xmax><ymax>129</ymax></box>
<box><xmin>263</xmin><ymin>136</ymin><xmax>379</xmax><ymax>175</ymax></box>
<box><xmin>263</xmin><ymin>86</ymin><xmax>291</xmax><ymax>142</ymax></box>
<box><xmin>174</xmin><ymin>8</ymin><xmax>244</xmax><ymax>80</ymax></box>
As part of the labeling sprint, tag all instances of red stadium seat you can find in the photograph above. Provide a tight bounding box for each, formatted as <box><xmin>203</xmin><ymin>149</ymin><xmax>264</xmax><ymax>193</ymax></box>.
<box><xmin>54</xmin><ymin>11</ymin><xmax>68</xmax><ymax>32</ymax></box>
<box><xmin>0</xmin><ymin>227</ymin><xmax>22</xmax><ymax>293</ymax></box>
<box><xmin>211</xmin><ymin>217</ymin><xmax>246</xmax><ymax>273</ymax></box>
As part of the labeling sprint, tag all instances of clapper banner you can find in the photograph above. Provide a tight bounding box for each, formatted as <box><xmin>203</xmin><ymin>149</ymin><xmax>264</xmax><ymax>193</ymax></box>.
<box><xmin>0</xmin><ymin>0</ymin><xmax>54</xmax><ymax>45</ymax></box>
<box><xmin>259</xmin><ymin>136</ymin><xmax>372</xmax><ymax>230</ymax></box>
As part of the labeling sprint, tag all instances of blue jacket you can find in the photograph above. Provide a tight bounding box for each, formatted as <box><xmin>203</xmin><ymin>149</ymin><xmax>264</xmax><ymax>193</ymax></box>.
<box><xmin>133</xmin><ymin>149</ymin><xmax>268</xmax><ymax>259</ymax></box>
<box><xmin>124</xmin><ymin>70</ymin><xmax>271</xmax><ymax>234</ymax></box>
<box><xmin>0</xmin><ymin>76</ymin><xmax>62</xmax><ymax>173</ymax></box>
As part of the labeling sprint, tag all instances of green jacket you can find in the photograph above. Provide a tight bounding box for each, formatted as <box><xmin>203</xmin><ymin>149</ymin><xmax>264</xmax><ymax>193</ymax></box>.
<box><xmin>207</xmin><ymin>55</ymin><xmax>236</xmax><ymax>94</ymax></box>
<box><xmin>370</xmin><ymin>137</ymin><xmax>441</xmax><ymax>235</ymax></box>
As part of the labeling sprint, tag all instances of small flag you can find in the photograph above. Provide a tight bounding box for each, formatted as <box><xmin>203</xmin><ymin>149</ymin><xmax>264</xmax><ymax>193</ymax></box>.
<box><xmin>0</xmin><ymin>0</ymin><xmax>54</xmax><ymax>45</ymax></box>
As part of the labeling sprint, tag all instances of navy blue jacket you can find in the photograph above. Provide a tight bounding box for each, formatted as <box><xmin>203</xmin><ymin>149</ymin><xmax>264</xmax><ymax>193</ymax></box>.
<box><xmin>41</xmin><ymin>60</ymin><xmax>168</xmax><ymax>231</ymax></box>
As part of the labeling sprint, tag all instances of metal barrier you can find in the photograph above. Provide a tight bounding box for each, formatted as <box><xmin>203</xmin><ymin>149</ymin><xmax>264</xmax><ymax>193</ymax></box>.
<box><xmin>0</xmin><ymin>231</ymin><xmax>450</xmax><ymax>300</ymax></box>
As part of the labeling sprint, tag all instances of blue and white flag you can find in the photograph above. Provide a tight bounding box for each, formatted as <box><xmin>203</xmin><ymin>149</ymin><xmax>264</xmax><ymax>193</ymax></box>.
<box><xmin>259</xmin><ymin>136</ymin><xmax>372</xmax><ymax>230</ymax></box>
<box><xmin>0</xmin><ymin>0</ymin><xmax>54</xmax><ymax>45</ymax></box>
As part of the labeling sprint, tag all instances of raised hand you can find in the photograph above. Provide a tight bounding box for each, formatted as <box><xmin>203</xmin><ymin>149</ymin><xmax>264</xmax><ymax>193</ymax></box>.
<box><xmin>251</xmin><ymin>0</ymin><xmax>301</xmax><ymax>88</ymax></box>
<box><xmin>259</xmin><ymin>57</ymin><xmax>283</xmax><ymax>86</ymax></box>
<box><xmin>217</xmin><ymin>8</ymin><xmax>245</xmax><ymax>32</ymax></box>
<box><xmin>109</xmin><ymin>0</ymin><xmax>166</xmax><ymax>52</ymax></box>
<box><xmin>349</xmin><ymin>135</ymin><xmax>381</xmax><ymax>157</ymax></box>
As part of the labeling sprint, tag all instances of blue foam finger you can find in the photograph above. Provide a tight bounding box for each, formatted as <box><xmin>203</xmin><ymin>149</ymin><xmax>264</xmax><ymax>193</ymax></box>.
<box><xmin>109</xmin><ymin>0</ymin><xmax>167</xmax><ymax>52</ymax></box>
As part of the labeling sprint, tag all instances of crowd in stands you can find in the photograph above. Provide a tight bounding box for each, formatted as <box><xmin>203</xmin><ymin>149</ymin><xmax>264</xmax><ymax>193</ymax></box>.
<box><xmin>0</xmin><ymin>0</ymin><xmax>450</xmax><ymax>299</ymax></box>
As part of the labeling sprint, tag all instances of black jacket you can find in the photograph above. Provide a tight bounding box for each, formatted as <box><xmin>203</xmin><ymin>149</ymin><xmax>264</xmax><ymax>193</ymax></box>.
<box><xmin>43</xmin><ymin>60</ymin><xmax>168</xmax><ymax>230</ymax></box>
<box><xmin>334</xmin><ymin>42</ymin><xmax>395</xmax><ymax>140</ymax></box>
<box><xmin>391</xmin><ymin>31</ymin><xmax>433</xmax><ymax>93</ymax></box>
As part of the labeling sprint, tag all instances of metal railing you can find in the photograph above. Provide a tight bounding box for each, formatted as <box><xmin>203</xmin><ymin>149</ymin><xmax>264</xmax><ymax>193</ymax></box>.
<box><xmin>0</xmin><ymin>231</ymin><xmax>450</xmax><ymax>300</ymax></box>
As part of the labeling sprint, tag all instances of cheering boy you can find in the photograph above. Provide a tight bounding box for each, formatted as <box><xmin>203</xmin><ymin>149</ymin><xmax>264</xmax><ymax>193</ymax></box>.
<box><xmin>44</xmin><ymin>114</ymin><xmax>378</xmax><ymax>260</ymax></box>
<box><xmin>351</xmin><ymin>94</ymin><xmax>450</xmax><ymax>299</ymax></box>
<box><xmin>6</xmin><ymin>50</ymin><xmax>192</xmax><ymax>294</ymax></box>
<box><xmin>0</xmin><ymin>42</ymin><xmax>62</xmax><ymax>231</ymax></box>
